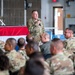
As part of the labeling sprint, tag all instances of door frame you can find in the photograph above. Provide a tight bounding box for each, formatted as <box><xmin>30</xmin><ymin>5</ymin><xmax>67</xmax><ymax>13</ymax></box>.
<box><xmin>53</xmin><ymin>6</ymin><xmax>64</xmax><ymax>34</ymax></box>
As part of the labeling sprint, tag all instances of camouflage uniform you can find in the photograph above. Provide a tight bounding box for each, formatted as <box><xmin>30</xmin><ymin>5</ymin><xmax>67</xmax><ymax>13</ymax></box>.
<box><xmin>46</xmin><ymin>53</ymin><xmax>74</xmax><ymax>75</ymax></box>
<box><xmin>6</xmin><ymin>50</ymin><xmax>26</xmax><ymax>73</ymax></box>
<box><xmin>18</xmin><ymin>49</ymin><xmax>29</xmax><ymax>60</ymax></box>
<box><xmin>27</xmin><ymin>18</ymin><xmax>44</xmax><ymax>44</ymax></box>
<box><xmin>0</xmin><ymin>40</ymin><xmax>5</xmax><ymax>49</ymax></box>
<box><xmin>0</xmin><ymin>40</ymin><xmax>5</xmax><ymax>53</ymax></box>
<box><xmin>63</xmin><ymin>37</ymin><xmax>75</xmax><ymax>53</ymax></box>
<box><xmin>63</xmin><ymin>48</ymin><xmax>73</xmax><ymax>58</ymax></box>
<box><xmin>0</xmin><ymin>70</ymin><xmax>9</xmax><ymax>75</ymax></box>
<box><xmin>43</xmin><ymin>61</ymin><xmax>51</xmax><ymax>75</ymax></box>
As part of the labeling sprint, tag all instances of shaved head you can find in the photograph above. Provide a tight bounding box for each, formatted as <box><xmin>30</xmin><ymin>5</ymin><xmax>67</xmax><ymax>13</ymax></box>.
<box><xmin>40</xmin><ymin>32</ymin><xmax>50</xmax><ymax>39</ymax></box>
<box><xmin>51</xmin><ymin>38</ymin><xmax>64</xmax><ymax>51</ymax></box>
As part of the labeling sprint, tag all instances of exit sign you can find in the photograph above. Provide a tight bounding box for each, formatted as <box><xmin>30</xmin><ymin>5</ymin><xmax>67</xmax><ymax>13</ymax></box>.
<box><xmin>52</xmin><ymin>0</ymin><xmax>58</xmax><ymax>2</ymax></box>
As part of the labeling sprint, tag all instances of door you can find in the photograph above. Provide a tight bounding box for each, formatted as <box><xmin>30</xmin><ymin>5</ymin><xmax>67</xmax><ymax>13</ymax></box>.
<box><xmin>53</xmin><ymin>7</ymin><xmax>63</xmax><ymax>35</ymax></box>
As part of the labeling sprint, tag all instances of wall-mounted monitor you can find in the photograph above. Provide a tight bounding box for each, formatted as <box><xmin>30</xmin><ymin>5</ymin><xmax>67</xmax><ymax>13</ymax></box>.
<box><xmin>69</xmin><ymin>24</ymin><xmax>75</xmax><ymax>34</ymax></box>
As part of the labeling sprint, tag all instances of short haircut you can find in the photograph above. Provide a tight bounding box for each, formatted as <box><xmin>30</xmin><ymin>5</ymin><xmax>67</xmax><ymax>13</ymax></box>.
<box><xmin>51</xmin><ymin>38</ymin><xmax>64</xmax><ymax>50</ymax></box>
<box><xmin>29</xmin><ymin>52</ymin><xmax>43</xmax><ymax>59</ymax></box>
<box><xmin>25</xmin><ymin>59</ymin><xmax>44</xmax><ymax>75</ymax></box>
<box><xmin>65</xmin><ymin>28</ymin><xmax>73</xmax><ymax>34</ymax></box>
<box><xmin>18</xmin><ymin>38</ymin><xmax>25</xmax><ymax>48</ymax></box>
<box><xmin>25</xmin><ymin>41</ymin><xmax>40</xmax><ymax>56</ymax></box>
<box><xmin>0</xmin><ymin>55</ymin><xmax>9</xmax><ymax>71</ymax></box>
<box><xmin>6</xmin><ymin>38</ymin><xmax>16</xmax><ymax>49</ymax></box>
<box><xmin>28</xmin><ymin>41</ymin><xmax>39</xmax><ymax>52</ymax></box>
<box><xmin>26</xmin><ymin>34</ymin><xmax>34</xmax><ymax>43</ymax></box>
<box><xmin>32</xmin><ymin>10</ymin><xmax>38</xmax><ymax>13</ymax></box>
<box><xmin>65</xmin><ymin>28</ymin><xmax>72</xmax><ymax>30</ymax></box>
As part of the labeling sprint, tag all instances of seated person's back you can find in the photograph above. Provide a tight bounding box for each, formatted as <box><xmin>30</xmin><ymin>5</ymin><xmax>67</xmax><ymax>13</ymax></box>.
<box><xmin>0</xmin><ymin>54</ymin><xmax>9</xmax><ymax>75</ymax></box>
<box><xmin>46</xmin><ymin>38</ymin><xmax>74</xmax><ymax>75</ymax></box>
<box><xmin>40</xmin><ymin>33</ymin><xmax>51</xmax><ymax>59</ymax></box>
<box><xmin>25</xmin><ymin>59</ymin><xmax>49</xmax><ymax>75</ymax></box>
<box><xmin>29</xmin><ymin>52</ymin><xmax>50</xmax><ymax>75</ymax></box>
<box><xmin>4</xmin><ymin>38</ymin><xmax>26</xmax><ymax>74</ymax></box>
<box><xmin>17</xmin><ymin>37</ymin><xmax>29</xmax><ymax>60</ymax></box>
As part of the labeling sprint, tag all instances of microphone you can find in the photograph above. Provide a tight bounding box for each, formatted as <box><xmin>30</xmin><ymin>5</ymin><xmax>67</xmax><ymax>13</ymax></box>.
<box><xmin>37</xmin><ymin>20</ymin><xmax>41</xmax><ymax>26</ymax></box>
<box><xmin>34</xmin><ymin>20</ymin><xmax>41</xmax><ymax>26</ymax></box>
<box><xmin>39</xmin><ymin>23</ymin><xmax>41</xmax><ymax>26</ymax></box>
